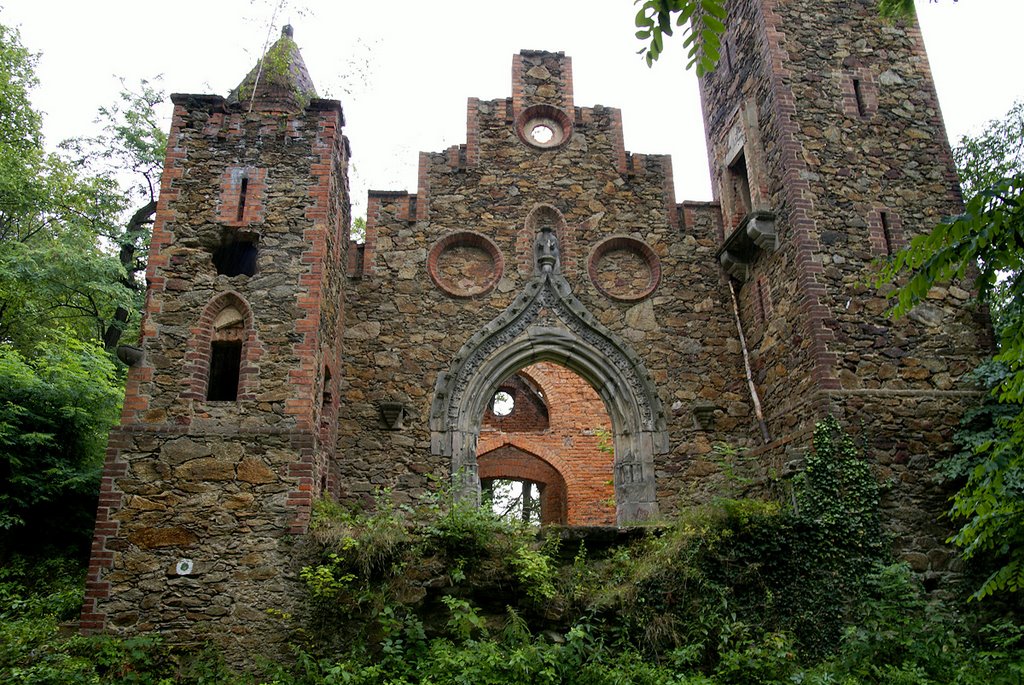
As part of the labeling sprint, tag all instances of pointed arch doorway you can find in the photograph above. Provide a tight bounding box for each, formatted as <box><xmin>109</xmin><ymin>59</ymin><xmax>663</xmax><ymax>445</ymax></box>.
<box><xmin>430</xmin><ymin>262</ymin><xmax>666</xmax><ymax>523</ymax></box>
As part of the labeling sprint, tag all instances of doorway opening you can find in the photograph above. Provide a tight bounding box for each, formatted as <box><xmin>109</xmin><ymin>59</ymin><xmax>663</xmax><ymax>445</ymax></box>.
<box><xmin>477</xmin><ymin>362</ymin><xmax>614</xmax><ymax>526</ymax></box>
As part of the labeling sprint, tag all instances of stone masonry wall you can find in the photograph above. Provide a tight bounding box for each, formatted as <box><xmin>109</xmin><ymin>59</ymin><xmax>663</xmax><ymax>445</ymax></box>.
<box><xmin>337</xmin><ymin>51</ymin><xmax>755</xmax><ymax>519</ymax></box>
<box><xmin>699</xmin><ymin>0</ymin><xmax>992</xmax><ymax>577</ymax></box>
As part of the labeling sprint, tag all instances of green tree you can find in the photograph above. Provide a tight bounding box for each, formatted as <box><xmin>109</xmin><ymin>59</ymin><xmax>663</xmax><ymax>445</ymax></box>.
<box><xmin>0</xmin><ymin>22</ymin><xmax>151</xmax><ymax>563</ymax></box>
<box><xmin>0</xmin><ymin>23</ymin><xmax>138</xmax><ymax>353</ymax></box>
<box><xmin>0</xmin><ymin>333</ymin><xmax>122</xmax><ymax>560</ymax></box>
<box><xmin>878</xmin><ymin>101</ymin><xmax>1024</xmax><ymax>599</ymax></box>
<box><xmin>633</xmin><ymin>0</ymin><xmax>727</xmax><ymax>73</ymax></box>
<box><xmin>635</xmin><ymin>0</ymin><xmax>955</xmax><ymax>72</ymax></box>
<box><xmin>61</xmin><ymin>79</ymin><xmax>167</xmax><ymax>350</ymax></box>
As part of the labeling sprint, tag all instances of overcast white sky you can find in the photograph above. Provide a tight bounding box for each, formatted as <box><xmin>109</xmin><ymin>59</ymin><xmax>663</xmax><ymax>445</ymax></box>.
<box><xmin>3</xmin><ymin>1</ymin><xmax>1023</xmax><ymax>219</ymax></box>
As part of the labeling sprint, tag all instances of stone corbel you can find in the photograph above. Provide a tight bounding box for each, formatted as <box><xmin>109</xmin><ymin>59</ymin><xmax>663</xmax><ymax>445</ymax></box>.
<box><xmin>716</xmin><ymin>210</ymin><xmax>777</xmax><ymax>282</ymax></box>
<box><xmin>116</xmin><ymin>345</ymin><xmax>145</xmax><ymax>367</ymax></box>
<box><xmin>719</xmin><ymin>250</ymin><xmax>749</xmax><ymax>282</ymax></box>
<box><xmin>745</xmin><ymin>211</ymin><xmax>777</xmax><ymax>251</ymax></box>
<box><xmin>379</xmin><ymin>402</ymin><xmax>406</xmax><ymax>430</ymax></box>
<box><xmin>692</xmin><ymin>402</ymin><xmax>717</xmax><ymax>431</ymax></box>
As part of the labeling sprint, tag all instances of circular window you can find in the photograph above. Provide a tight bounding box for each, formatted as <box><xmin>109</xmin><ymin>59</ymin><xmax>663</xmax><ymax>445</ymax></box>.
<box><xmin>428</xmin><ymin>232</ymin><xmax>504</xmax><ymax>298</ymax></box>
<box><xmin>588</xmin><ymin>236</ymin><xmax>661</xmax><ymax>302</ymax></box>
<box><xmin>492</xmin><ymin>391</ymin><xmax>514</xmax><ymax>416</ymax></box>
<box><xmin>515</xmin><ymin>104</ymin><xmax>573</xmax><ymax>150</ymax></box>
<box><xmin>530</xmin><ymin>124</ymin><xmax>554</xmax><ymax>144</ymax></box>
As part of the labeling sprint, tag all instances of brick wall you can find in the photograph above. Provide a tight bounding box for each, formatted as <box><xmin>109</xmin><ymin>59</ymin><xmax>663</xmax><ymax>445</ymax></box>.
<box><xmin>478</xmin><ymin>363</ymin><xmax>615</xmax><ymax>526</ymax></box>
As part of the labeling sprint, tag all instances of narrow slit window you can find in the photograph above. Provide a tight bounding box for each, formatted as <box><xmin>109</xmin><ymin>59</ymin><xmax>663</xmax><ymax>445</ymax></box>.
<box><xmin>880</xmin><ymin>211</ymin><xmax>893</xmax><ymax>255</ymax></box>
<box><xmin>207</xmin><ymin>340</ymin><xmax>242</xmax><ymax>401</ymax></box>
<box><xmin>236</xmin><ymin>177</ymin><xmax>249</xmax><ymax>222</ymax></box>
<box><xmin>322</xmin><ymin>365</ymin><xmax>333</xmax><ymax>408</ymax></box>
<box><xmin>852</xmin><ymin>78</ymin><xmax>867</xmax><ymax>117</ymax></box>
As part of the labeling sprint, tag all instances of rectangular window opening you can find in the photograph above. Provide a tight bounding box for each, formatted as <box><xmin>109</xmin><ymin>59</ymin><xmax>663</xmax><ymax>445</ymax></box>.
<box><xmin>213</xmin><ymin>237</ymin><xmax>258</xmax><ymax>277</ymax></box>
<box><xmin>236</xmin><ymin>177</ymin><xmax>249</xmax><ymax>222</ymax></box>
<box><xmin>728</xmin><ymin>152</ymin><xmax>753</xmax><ymax>224</ymax></box>
<box><xmin>207</xmin><ymin>340</ymin><xmax>242</xmax><ymax>401</ymax></box>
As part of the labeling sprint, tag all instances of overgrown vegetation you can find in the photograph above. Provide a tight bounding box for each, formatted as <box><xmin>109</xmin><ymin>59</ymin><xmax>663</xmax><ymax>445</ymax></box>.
<box><xmin>879</xmin><ymin>99</ymin><xmax>1024</xmax><ymax>599</ymax></box>
<box><xmin>7</xmin><ymin>417</ymin><xmax>1022</xmax><ymax>683</ymax></box>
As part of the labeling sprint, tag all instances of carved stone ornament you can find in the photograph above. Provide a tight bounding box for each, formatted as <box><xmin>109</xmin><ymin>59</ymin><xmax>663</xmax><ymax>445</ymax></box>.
<box><xmin>692</xmin><ymin>402</ymin><xmax>717</xmax><ymax>431</ymax></box>
<box><xmin>430</xmin><ymin>220</ymin><xmax>668</xmax><ymax>525</ymax></box>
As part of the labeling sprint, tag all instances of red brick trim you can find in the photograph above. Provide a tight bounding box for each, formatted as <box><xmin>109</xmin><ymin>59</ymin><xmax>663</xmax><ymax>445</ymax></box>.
<box><xmin>839</xmin><ymin>65</ymin><xmax>878</xmax><ymax>119</ymax></box>
<box><xmin>760</xmin><ymin>0</ymin><xmax>840</xmax><ymax>391</ymax></box>
<box><xmin>466</xmin><ymin>97</ymin><xmax>480</xmax><ymax>166</ymax></box>
<box><xmin>216</xmin><ymin>167</ymin><xmax>268</xmax><ymax>226</ymax></box>
<box><xmin>416</xmin><ymin>152</ymin><xmax>430</xmax><ymax>222</ymax></box>
<box><xmin>514</xmin><ymin>104</ymin><xmax>574</xmax><ymax>151</ymax></box>
<box><xmin>183</xmin><ymin>291</ymin><xmax>262</xmax><ymax>402</ymax></box>
<box><xmin>80</xmin><ymin>433</ymin><xmax>130</xmax><ymax>634</ymax></box>
<box><xmin>610</xmin><ymin>108</ymin><xmax>628</xmax><ymax>175</ymax></box>
<box><xmin>867</xmin><ymin>207</ymin><xmax>904</xmax><ymax>256</ymax></box>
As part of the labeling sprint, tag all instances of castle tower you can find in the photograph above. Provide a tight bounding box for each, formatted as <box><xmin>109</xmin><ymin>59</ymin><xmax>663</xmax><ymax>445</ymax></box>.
<box><xmin>80</xmin><ymin>27</ymin><xmax>350</xmax><ymax>656</ymax></box>
<box><xmin>699</xmin><ymin>0</ymin><xmax>991</xmax><ymax>575</ymax></box>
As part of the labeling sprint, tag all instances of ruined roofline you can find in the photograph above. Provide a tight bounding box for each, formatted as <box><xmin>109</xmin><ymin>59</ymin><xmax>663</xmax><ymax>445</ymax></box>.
<box><xmin>169</xmin><ymin>93</ymin><xmax>344</xmax><ymax>122</ymax></box>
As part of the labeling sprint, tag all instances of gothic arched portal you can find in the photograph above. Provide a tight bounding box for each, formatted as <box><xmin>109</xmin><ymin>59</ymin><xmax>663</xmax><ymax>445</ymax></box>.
<box><xmin>430</xmin><ymin>209</ymin><xmax>667</xmax><ymax>525</ymax></box>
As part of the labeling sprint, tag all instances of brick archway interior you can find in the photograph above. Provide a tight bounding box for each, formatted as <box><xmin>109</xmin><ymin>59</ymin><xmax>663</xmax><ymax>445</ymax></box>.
<box><xmin>476</xmin><ymin>362</ymin><xmax>614</xmax><ymax>526</ymax></box>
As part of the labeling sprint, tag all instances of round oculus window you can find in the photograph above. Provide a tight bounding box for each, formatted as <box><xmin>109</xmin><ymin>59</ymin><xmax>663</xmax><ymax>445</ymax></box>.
<box><xmin>515</xmin><ymin>104</ymin><xmax>573</xmax><ymax>150</ymax></box>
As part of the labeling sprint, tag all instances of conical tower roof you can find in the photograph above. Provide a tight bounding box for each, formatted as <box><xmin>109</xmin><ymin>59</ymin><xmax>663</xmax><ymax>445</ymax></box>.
<box><xmin>227</xmin><ymin>25</ymin><xmax>318</xmax><ymax>111</ymax></box>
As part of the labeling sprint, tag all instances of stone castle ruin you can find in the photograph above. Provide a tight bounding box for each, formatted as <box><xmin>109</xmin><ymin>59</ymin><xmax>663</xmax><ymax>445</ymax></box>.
<box><xmin>82</xmin><ymin>0</ymin><xmax>991</xmax><ymax>655</ymax></box>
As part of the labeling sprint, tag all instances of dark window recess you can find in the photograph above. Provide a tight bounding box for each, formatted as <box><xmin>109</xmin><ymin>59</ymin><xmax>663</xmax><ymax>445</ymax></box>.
<box><xmin>880</xmin><ymin>211</ymin><xmax>894</xmax><ymax>254</ymax></box>
<box><xmin>236</xmin><ymin>177</ymin><xmax>249</xmax><ymax>222</ymax></box>
<box><xmin>213</xmin><ymin>238</ymin><xmax>258</xmax><ymax>276</ymax></box>
<box><xmin>756</xmin><ymin>280</ymin><xmax>769</xmax><ymax>324</ymax></box>
<box><xmin>322</xmin><ymin>365</ymin><xmax>333</xmax><ymax>408</ymax></box>
<box><xmin>207</xmin><ymin>340</ymin><xmax>242</xmax><ymax>401</ymax></box>
<box><xmin>728</xmin><ymin>152</ymin><xmax>753</xmax><ymax>220</ymax></box>
<box><xmin>853</xmin><ymin>78</ymin><xmax>867</xmax><ymax>117</ymax></box>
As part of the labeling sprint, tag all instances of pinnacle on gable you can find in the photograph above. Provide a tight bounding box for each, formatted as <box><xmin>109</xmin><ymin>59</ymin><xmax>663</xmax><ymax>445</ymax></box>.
<box><xmin>227</xmin><ymin>25</ymin><xmax>318</xmax><ymax>112</ymax></box>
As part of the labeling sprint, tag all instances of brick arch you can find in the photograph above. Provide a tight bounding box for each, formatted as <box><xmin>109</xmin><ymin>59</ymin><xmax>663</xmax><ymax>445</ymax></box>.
<box><xmin>182</xmin><ymin>291</ymin><xmax>263</xmax><ymax>402</ymax></box>
<box><xmin>478</xmin><ymin>443</ymin><xmax>568</xmax><ymax>525</ymax></box>
<box><xmin>482</xmin><ymin>373</ymin><xmax>550</xmax><ymax>431</ymax></box>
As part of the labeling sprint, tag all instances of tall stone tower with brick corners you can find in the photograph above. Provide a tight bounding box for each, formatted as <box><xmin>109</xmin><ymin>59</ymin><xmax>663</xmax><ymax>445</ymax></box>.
<box><xmin>83</xmin><ymin>3</ymin><xmax>991</xmax><ymax>655</ymax></box>
<box><xmin>81</xmin><ymin>27</ymin><xmax>349</xmax><ymax>653</ymax></box>
<box><xmin>699</xmin><ymin>0</ymin><xmax>990</xmax><ymax>573</ymax></box>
